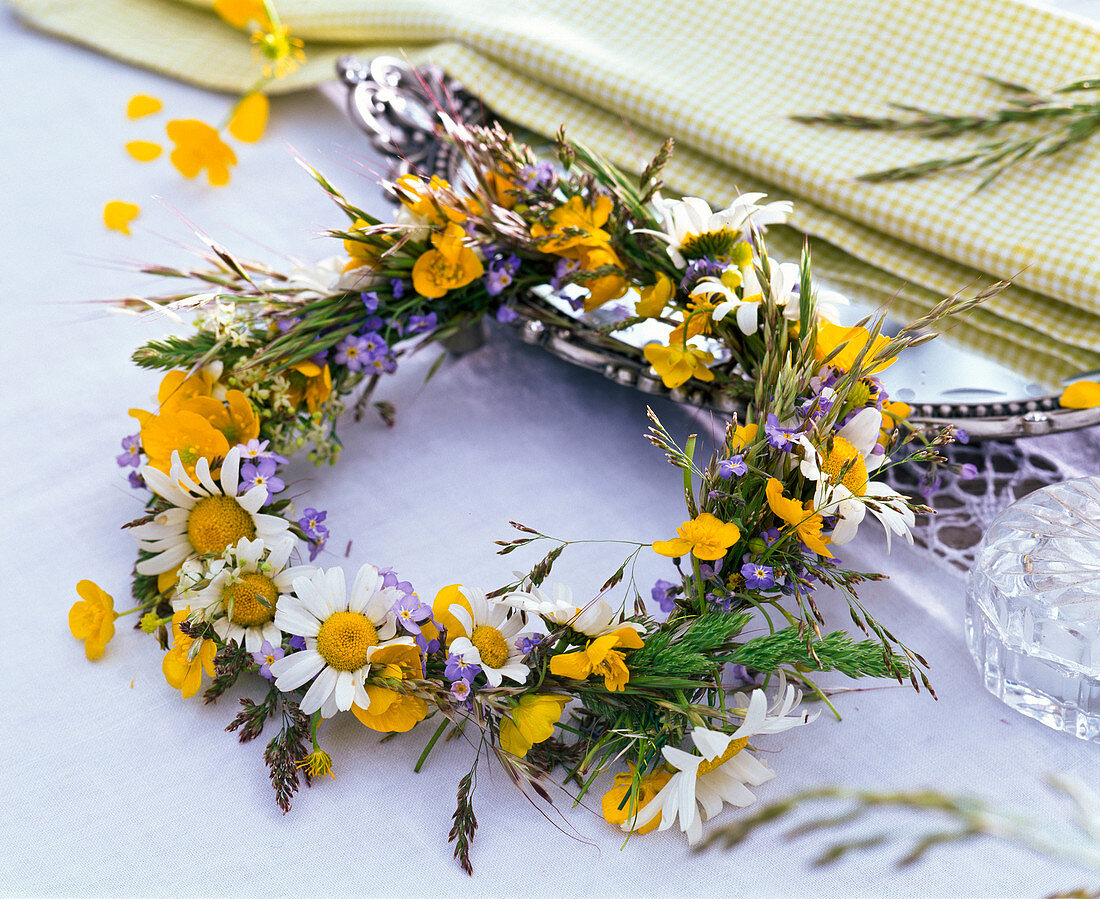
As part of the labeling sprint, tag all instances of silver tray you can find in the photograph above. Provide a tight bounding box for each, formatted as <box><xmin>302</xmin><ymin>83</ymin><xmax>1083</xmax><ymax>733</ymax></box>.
<box><xmin>336</xmin><ymin>56</ymin><xmax>1100</xmax><ymax>441</ymax></box>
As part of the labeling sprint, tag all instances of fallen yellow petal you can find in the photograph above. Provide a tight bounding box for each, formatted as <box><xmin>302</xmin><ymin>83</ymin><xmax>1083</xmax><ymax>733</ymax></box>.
<box><xmin>126</xmin><ymin>140</ymin><xmax>162</xmax><ymax>162</ymax></box>
<box><xmin>1060</xmin><ymin>380</ymin><xmax>1100</xmax><ymax>409</ymax></box>
<box><xmin>104</xmin><ymin>201</ymin><xmax>140</xmax><ymax>235</ymax></box>
<box><xmin>127</xmin><ymin>94</ymin><xmax>163</xmax><ymax>119</ymax></box>
<box><xmin>228</xmin><ymin>92</ymin><xmax>269</xmax><ymax>143</ymax></box>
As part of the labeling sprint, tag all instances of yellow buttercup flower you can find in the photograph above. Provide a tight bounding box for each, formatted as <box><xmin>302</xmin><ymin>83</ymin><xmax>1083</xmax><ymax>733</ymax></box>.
<box><xmin>643</xmin><ymin>341</ymin><xmax>715</xmax><ymax>389</ymax></box>
<box><xmin>352</xmin><ymin>643</ymin><xmax>429</xmax><ymax>733</ymax></box>
<box><xmin>729</xmin><ymin>422</ymin><xmax>758</xmax><ymax>451</ymax></box>
<box><xmin>575</xmin><ymin>244</ymin><xmax>628</xmax><ymax>311</ymax></box>
<box><xmin>652</xmin><ymin>512</ymin><xmax>740</xmax><ymax>561</ymax></box>
<box><xmin>550</xmin><ymin>627</ymin><xmax>644</xmax><ymax>692</ymax></box>
<box><xmin>411</xmin><ymin>223</ymin><xmax>485</xmax><ymax>299</ymax></box>
<box><xmin>131</xmin><ymin>379</ymin><xmax>258</xmax><ymax>476</ymax></box>
<box><xmin>635</xmin><ymin>272</ymin><xmax>674</xmax><ymax>318</ymax></box>
<box><xmin>765</xmin><ymin>477</ymin><xmax>833</xmax><ymax>558</ymax></box>
<box><xmin>394</xmin><ymin>174</ymin><xmax>470</xmax><ymax>227</ymax></box>
<box><xmin>103</xmin><ymin>201</ymin><xmax>140</xmax><ymax>235</ymax></box>
<box><xmin>499</xmin><ymin>694</ymin><xmax>569</xmax><ymax>758</ymax></box>
<box><xmin>1060</xmin><ymin>380</ymin><xmax>1100</xmax><ymax>409</ymax></box>
<box><xmin>602</xmin><ymin>764</ymin><xmax>673</xmax><ymax>835</ymax></box>
<box><xmin>287</xmin><ymin>361</ymin><xmax>332</xmax><ymax>413</ymax></box>
<box><xmin>162</xmin><ymin>608</ymin><xmax>217</xmax><ymax>699</ymax></box>
<box><xmin>879</xmin><ymin>400</ymin><xmax>911</xmax><ymax>448</ymax></box>
<box><xmin>69</xmin><ymin>580</ymin><xmax>117</xmax><ymax>660</ymax></box>
<box><xmin>251</xmin><ymin>25</ymin><xmax>306</xmax><ymax>79</ymax></box>
<box><xmin>167</xmin><ymin>119</ymin><xmax>237</xmax><ymax>186</ymax></box>
<box><xmin>343</xmin><ymin>218</ymin><xmax>385</xmax><ymax>273</ymax></box>
<box><xmin>432</xmin><ymin>584</ymin><xmax>473</xmax><ymax>646</ymax></box>
<box><xmin>814</xmin><ymin>320</ymin><xmax>895</xmax><ymax>375</ymax></box>
<box><xmin>228</xmin><ymin>92</ymin><xmax>269</xmax><ymax>143</ymax></box>
<box><xmin>670</xmin><ymin>297</ymin><xmax>719</xmax><ymax>344</ymax></box>
<box><xmin>530</xmin><ymin>195</ymin><xmax>614</xmax><ymax>255</ymax></box>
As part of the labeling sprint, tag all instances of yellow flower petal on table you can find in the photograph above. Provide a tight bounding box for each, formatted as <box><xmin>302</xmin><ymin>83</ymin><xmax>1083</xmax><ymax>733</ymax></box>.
<box><xmin>68</xmin><ymin>580</ymin><xmax>117</xmax><ymax>660</ymax></box>
<box><xmin>125</xmin><ymin>140</ymin><xmax>162</xmax><ymax>162</ymax></box>
<box><xmin>126</xmin><ymin>94</ymin><xmax>162</xmax><ymax>119</ymax></box>
<box><xmin>162</xmin><ymin>608</ymin><xmax>217</xmax><ymax>699</ymax></box>
<box><xmin>228</xmin><ymin>92</ymin><xmax>269</xmax><ymax>143</ymax></box>
<box><xmin>103</xmin><ymin>201</ymin><xmax>139</xmax><ymax>235</ymax></box>
<box><xmin>1060</xmin><ymin>380</ymin><xmax>1100</xmax><ymax>409</ymax></box>
<box><xmin>167</xmin><ymin>119</ymin><xmax>237</xmax><ymax>186</ymax></box>
<box><xmin>636</xmin><ymin>272</ymin><xmax>674</xmax><ymax>318</ymax></box>
<box><xmin>765</xmin><ymin>477</ymin><xmax>833</xmax><ymax>558</ymax></box>
<box><xmin>602</xmin><ymin>764</ymin><xmax>673</xmax><ymax>835</ymax></box>
<box><xmin>814</xmin><ymin>320</ymin><xmax>895</xmax><ymax>375</ymax></box>
<box><xmin>652</xmin><ymin>512</ymin><xmax>740</xmax><ymax>561</ymax></box>
<box><xmin>499</xmin><ymin>694</ymin><xmax>569</xmax><ymax>757</ymax></box>
<box><xmin>213</xmin><ymin>0</ymin><xmax>269</xmax><ymax>29</ymax></box>
<box><xmin>432</xmin><ymin>584</ymin><xmax>474</xmax><ymax>645</ymax></box>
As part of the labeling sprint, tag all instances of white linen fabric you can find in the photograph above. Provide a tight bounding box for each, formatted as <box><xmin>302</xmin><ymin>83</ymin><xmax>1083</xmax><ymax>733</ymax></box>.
<box><xmin>2</xmin><ymin>5</ymin><xmax>1096</xmax><ymax>895</ymax></box>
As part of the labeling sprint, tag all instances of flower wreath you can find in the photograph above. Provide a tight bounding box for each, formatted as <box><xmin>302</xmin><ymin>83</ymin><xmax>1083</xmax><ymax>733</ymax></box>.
<box><xmin>70</xmin><ymin>114</ymin><xmax>991</xmax><ymax>873</ymax></box>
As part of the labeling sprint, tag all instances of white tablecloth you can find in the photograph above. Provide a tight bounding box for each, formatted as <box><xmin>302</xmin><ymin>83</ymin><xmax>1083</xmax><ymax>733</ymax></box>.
<box><xmin>3</xmin><ymin>5</ymin><xmax>1096</xmax><ymax>895</ymax></box>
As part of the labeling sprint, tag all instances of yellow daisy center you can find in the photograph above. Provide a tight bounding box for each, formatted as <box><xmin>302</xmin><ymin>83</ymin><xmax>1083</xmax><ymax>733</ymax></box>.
<box><xmin>696</xmin><ymin>737</ymin><xmax>749</xmax><ymax>777</ymax></box>
<box><xmin>680</xmin><ymin>227</ymin><xmax>737</xmax><ymax>262</ymax></box>
<box><xmin>315</xmin><ymin>611</ymin><xmax>378</xmax><ymax>671</ymax></box>
<box><xmin>186</xmin><ymin>495</ymin><xmax>256</xmax><ymax>555</ymax></box>
<box><xmin>223</xmin><ymin>572</ymin><xmax>278</xmax><ymax>627</ymax></box>
<box><xmin>471</xmin><ymin>624</ymin><xmax>509</xmax><ymax>669</ymax></box>
<box><xmin>820</xmin><ymin>437</ymin><xmax>869</xmax><ymax>495</ymax></box>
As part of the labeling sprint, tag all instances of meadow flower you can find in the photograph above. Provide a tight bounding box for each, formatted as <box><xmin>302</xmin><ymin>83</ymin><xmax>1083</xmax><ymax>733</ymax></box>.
<box><xmin>251</xmin><ymin>24</ymin><xmax>305</xmax><ymax>79</ymax></box>
<box><xmin>814</xmin><ymin>320</ymin><xmax>895</xmax><ymax>375</ymax></box>
<box><xmin>68</xmin><ymin>580</ymin><xmax>117</xmax><ymax>659</ymax></box>
<box><xmin>411</xmin><ymin>222</ymin><xmax>485</xmax><ymax>299</ymax></box>
<box><xmin>444</xmin><ymin>588</ymin><xmax>542</xmax><ymax>687</ymax></box>
<box><xmin>650</xmin><ymin>579</ymin><xmax>677</xmax><ymax>613</ymax></box>
<box><xmin>499</xmin><ymin>694</ymin><xmax>569</xmax><ymax>758</ymax></box>
<box><xmin>270</xmin><ymin>565</ymin><xmax>414</xmax><ymax>718</ymax></box>
<box><xmin>162</xmin><ymin>608</ymin><xmax>218</xmax><ymax>699</ymax></box>
<box><xmin>643</xmin><ymin>341</ymin><xmax>715</xmax><ymax>389</ymax></box>
<box><xmin>351</xmin><ymin>642</ymin><xmax>429</xmax><ymax>733</ymax></box>
<box><xmin>129</xmin><ymin>447</ymin><xmax>292</xmax><ymax>576</ymax></box>
<box><xmin>717</xmin><ymin>455</ymin><xmax>747</xmax><ymax>479</ymax></box>
<box><xmin>166</xmin><ymin>119</ymin><xmax>237</xmax><ymax>186</ymax></box>
<box><xmin>653</xmin><ymin>512</ymin><xmax>740</xmax><ymax>561</ymax></box>
<box><xmin>502</xmin><ymin>582</ymin><xmax>643</xmax><ymax>639</ymax></box>
<box><xmin>177</xmin><ymin>536</ymin><xmax>309</xmax><ymax>652</ymax></box>
<box><xmin>765</xmin><ymin>477</ymin><xmax>832</xmax><ymax>558</ymax></box>
<box><xmin>116</xmin><ymin>434</ymin><xmax>142</xmax><ymax>468</ymax></box>
<box><xmin>549</xmin><ymin>627</ymin><xmax>644</xmax><ymax>692</ymax></box>
<box><xmin>253</xmin><ymin>640</ymin><xmax>284</xmax><ymax>680</ymax></box>
<box><xmin>602</xmin><ymin>765</ymin><xmax>673</xmax><ymax>835</ymax></box>
<box><xmin>239</xmin><ymin>457</ymin><xmax>284</xmax><ymax>504</ymax></box>
<box><xmin>655</xmin><ymin>194</ymin><xmax>791</xmax><ymax>268</ymax></box>
<box><xmin>626</xmin><ymin>685</ymin><xmax>816</xmax><ymax>842</ymax></box>
<box><xmin>741</xmin><ymin>562</ymin><xmax>775</xmax><ymax>590</ymax></box>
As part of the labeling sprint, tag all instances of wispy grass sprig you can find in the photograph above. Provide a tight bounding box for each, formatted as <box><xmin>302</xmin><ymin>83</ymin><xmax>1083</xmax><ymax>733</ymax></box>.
<box><xmin>795</xmin><ymin>75</ymin><xmax>1100</xmax><ymax>188</ymax></box>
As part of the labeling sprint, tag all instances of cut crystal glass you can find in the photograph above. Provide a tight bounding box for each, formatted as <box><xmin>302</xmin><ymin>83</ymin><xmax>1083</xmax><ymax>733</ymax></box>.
<box><xmin>966</xmin><ymin>477</ymin><xmax>1100</xmax><ymax>742</ymax></box>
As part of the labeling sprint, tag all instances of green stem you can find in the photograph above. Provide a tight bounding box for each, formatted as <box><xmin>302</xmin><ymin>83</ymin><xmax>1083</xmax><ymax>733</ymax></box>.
<box><xmin>414</xmin><ymin>718</ymin><xmax>450</xmax><ymax>773</ymax></box>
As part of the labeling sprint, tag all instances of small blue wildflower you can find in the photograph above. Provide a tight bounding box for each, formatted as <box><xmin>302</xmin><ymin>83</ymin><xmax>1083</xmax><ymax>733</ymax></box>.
<box><xmin>764</xmin><ymin>413</ymin><xmax>800</xmax><ymax>452</ymax></box>
<box><xmin>741</xmin><ymin>561</ymin><xmax>775</xmax><ymax>590</ymax></box>
<box><xmin>239</xmin><ymin>458</ymin><xmax>285</xmax><ymax>504</ymax></box>
<box><xmin>651</xmin><ymin>579</ymin><xmax>677</xmax><ymax>613</ymax></box>
<box><xmin>717</xmin><ymin>455</ymin><xmax>747</xmax><ymax>479</ymax></box>
<box><xmin>116</xmin><ymin>434</ymin><xmax>141</xmax><ymax>468</ymax></box>
<box><xmin>361</xmin><ymin>291</ymin><xmax>380</xmax><ymax>313</ymax></box>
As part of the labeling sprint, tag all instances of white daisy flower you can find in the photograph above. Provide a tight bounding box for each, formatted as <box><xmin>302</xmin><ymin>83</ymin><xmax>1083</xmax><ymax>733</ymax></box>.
<box><xmin>269</xmin><ymin>564</ymin><xmax>414</xmax><ymax>718</ymax></box>
<box><xmin>704</xmin><ymin>260</ymin><xmax>800</xmax><ymax>335</ymax></box>
<box><xmin>655</xmin><ymin>193</ymin><xmax>792</xmax><ymax>268</ymax></box>
<box><xmin>447</xmin><ymin>586</ymin><xmax>542</xmax><ymax>687</ymax></box>
<box><xmin>173</xmin><ymin>537</ymin><xmax>314</xmax><ymax>652</ymax></box>
<box><xmin>502</xmin><ymin>582</ymin><xmax>643</xmax><ymax>639</ymax></box>
<box><xmin>130</xmin><ymin>447</ymin><xmax>293</xmax><ymax>576</ymax></box>
<box><xmin>797</xmin><ymin>409</ymin><xmax>916</xmax><ymax>548</ymax></box>
<box><xmin>628</xmin><ymin>684</ymin><xmax>817</xmax><ymax>844</ymax></box>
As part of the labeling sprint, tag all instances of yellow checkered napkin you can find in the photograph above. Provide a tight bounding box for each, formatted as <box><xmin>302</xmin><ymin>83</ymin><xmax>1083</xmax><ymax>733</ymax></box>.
<box><xmin>12</xmin><ymin>0</ymin><xmax>1100</xmax><ymax>385</ymax></box>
